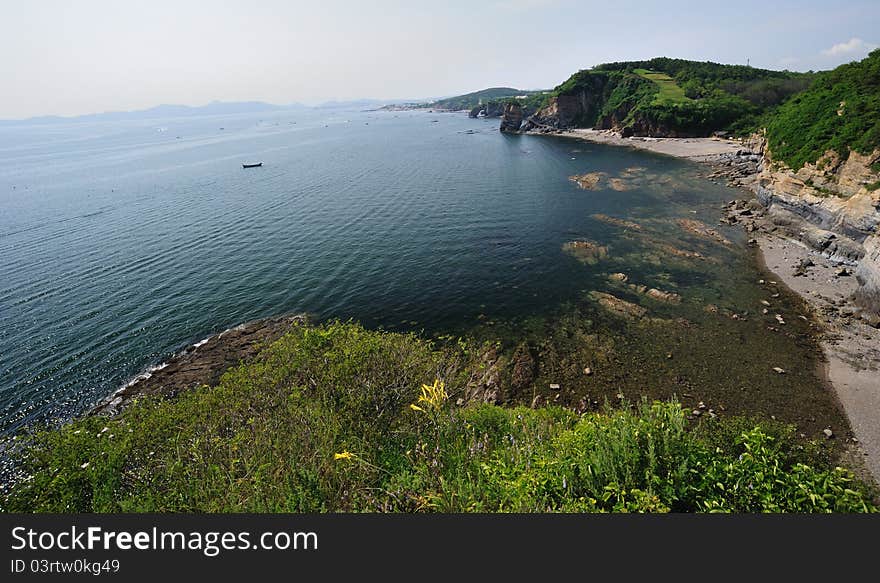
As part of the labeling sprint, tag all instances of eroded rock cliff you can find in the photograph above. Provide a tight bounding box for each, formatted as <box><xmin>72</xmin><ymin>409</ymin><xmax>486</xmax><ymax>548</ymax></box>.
<box><xmin>748</xmin><ymin>132</ymin><xmax>880</xmax><ymax>314</ymax></box>
<box><xmin>519</xmin><ymin>72</ymin><xmax>701</xmax><ymax>137</ymax></box>
<box><xmin>469</xmin><ymin>100</ymin><xmax>506</xmax><ymax>118</ymax></box>
<box><xmin>500</xmin><ymin>102</ymin><xmax>524</xmax><ymax>133</ymax></box>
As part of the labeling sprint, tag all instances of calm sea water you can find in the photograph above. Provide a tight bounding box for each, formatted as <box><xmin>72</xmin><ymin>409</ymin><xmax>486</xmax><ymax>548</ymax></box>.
<box><xmin>0</xmin><ymin>108</ymin><xmax>802</xmax><ymax>438</ymax></box>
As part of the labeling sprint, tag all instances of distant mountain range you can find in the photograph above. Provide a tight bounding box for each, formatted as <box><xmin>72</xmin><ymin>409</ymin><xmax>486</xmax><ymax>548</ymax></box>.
<box><xmin>0</xmin><ymin>101</ymin><xmax>307</xmax><ymax>125</ymax></box>
<box><xmin>0</xmin><ymin>98</ymin><xmax>411</xmax><ymax>125</ymax></box>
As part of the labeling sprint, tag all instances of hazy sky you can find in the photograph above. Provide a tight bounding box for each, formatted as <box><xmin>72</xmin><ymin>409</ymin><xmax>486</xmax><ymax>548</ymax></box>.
<box><xmin>2</xmin><ymin>0</ymin><xmax>878</xmax><ymax>119</ymax></box>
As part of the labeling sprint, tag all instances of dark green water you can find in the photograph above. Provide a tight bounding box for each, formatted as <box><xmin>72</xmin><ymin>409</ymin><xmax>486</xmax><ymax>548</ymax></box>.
<box><xmin>0</xmin><ymin>109</ymin><xmax>843</xmax><ymax>443</ymax></box>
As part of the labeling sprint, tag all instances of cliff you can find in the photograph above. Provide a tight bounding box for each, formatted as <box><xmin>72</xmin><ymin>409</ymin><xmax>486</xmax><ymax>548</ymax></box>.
<box><xmin>499</xmin><ymin>102</ymin><xmax>524</xmax><ymax>133</ymax></box>
<box><xmin>517</xmin><ymin>57</ymin><xmax>810</xmax><ymax>138</ymax></box>
<box><xmin>748</xmin><ymin>133</ymin><xmax>880</xmax><ymax>315</ymax></box>
<box><xmin>468</xmin><ymin>100</ymin><xmax>505</xmax><ymax>118</ymax></box>
<box><xmin>751</xmin><ymin>50</ymin><xmax>880</xmax><ymax>315</ymax></box>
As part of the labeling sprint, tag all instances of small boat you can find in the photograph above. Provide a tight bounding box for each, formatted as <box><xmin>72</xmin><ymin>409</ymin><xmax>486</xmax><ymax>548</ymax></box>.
<box><xmin>242</xmin><ymin>162</ymin><xmax>263</xmax><ymax>169</ymax></box>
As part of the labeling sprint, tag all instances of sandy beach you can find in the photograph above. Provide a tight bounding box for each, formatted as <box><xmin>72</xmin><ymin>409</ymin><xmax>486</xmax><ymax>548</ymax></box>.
<box><xmin>551</xmin><ymin>128</ymin><xmax>745</xmax><ymax>161</ymax></box>
<box><xmin>757</xmin><ymin>235</ymin><xmax>880</xmax><ymax>483</ymax></box>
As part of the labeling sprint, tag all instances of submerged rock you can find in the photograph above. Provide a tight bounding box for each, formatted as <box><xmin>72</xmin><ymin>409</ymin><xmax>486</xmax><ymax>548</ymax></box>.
<box><xmin>569</xmin><ymin>172</ymin><xmax>608</xmax><ymax>190</ymax></box>
<box><xmin>563</xmin><ymin>240</ymin><xmax>609</xmax><ymax>264</ymax></box>
<box><xmin>676</xmin><ymin>218</ymin><xmax>732</xmax><ymax>245</ymax></box>
<box><xmin>592</xmin><ymin>213</ymin><xmax>642</xmax><ymax>231</ymax></box>
<box><xmin>645</xmin><ymin>287</ymin><xmax>682</xmax><ymax>304</ymax></box>
<box><xmin>589</xmin><ymin>291</ymin><xmax>648</xmax><ymax>319</ymax></box>
<box><xmin>608</xmin><ymin>178</ymin><xmax>634</xmax><ymax>191</ymax></box>
<box><xmin>607</xmin><ymin>273</ymin><xmax>682</xmax><ymax>304</ymax></box>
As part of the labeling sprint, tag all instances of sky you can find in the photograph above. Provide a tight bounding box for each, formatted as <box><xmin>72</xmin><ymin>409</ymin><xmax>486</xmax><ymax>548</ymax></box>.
<box><xmin>1</xmin><ymin>0</ymin><xmax>878</xmax><ymax>119</ymax></box>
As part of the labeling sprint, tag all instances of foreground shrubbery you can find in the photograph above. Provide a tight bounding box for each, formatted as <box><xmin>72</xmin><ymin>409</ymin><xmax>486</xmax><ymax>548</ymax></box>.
<box><xmin>3</xmin><ymin>322</ymin><xmax>876</xmax><ymax>513</ymax></box>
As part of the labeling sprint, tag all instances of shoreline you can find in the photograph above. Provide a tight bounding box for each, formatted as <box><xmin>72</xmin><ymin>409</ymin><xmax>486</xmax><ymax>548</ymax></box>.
<box><xmin>535</xmin><ymin>128</ymin><xmax>747</xmax><ymax>161</ymax></box>
<box><xmin>755</xmin><ymin>234</ymin><xmax>880</xmax><ymax>483</ymax></box>
<box><xmin>542</xmin><ymin>126</ymin><xmax>879</xmax><ymax>482</ymax></box>
<box><xmin>90</xmin><ymin>314</ymin><xmax>308</xmax><ymax>416</ymax></box>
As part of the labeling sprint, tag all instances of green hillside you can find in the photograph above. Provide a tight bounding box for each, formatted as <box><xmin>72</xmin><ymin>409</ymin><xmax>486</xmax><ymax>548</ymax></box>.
<box><xmin>766</xmin><ymin>49</ymin><xmax>880</xmax><ymax>169</ymax></box>
<box><xmin>430</xmin><ymin>87</ymin><xmax>543</xmax><ymax>111</ymax></box>
<box><xmin>544</xmin><ymin>57</ymin><xmax>814</xmax><ymax>136</ymax></box>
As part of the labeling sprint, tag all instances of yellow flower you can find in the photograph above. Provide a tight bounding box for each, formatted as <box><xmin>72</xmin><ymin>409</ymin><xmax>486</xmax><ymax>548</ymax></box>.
<box><xmin>334</xmin><ymin>451</ymin><xmax>354</xmax><ymax>461</ymax></box>
<box><xmin>410</xmin><ymin>378</ymin><xmax>448</xmax><ymax>413</ymax></box>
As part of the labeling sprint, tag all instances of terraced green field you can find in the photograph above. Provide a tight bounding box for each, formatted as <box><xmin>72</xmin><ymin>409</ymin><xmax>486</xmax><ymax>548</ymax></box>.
<box><xmin>634</xmin><ymin>68</ymin><xmax>690</xmax><ymax>105</ymax></box>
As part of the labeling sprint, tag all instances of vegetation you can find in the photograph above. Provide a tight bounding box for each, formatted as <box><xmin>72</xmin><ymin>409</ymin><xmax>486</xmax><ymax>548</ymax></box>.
<box><xmin>766</xmin><ymin>49</ymin><xmax>880</xmax><ymax>169</ymax></box>
<box><xmin>633</xmin><ymin>69</ymin><xmax>689</xmax><ymax>105</ymax></box>
<box><xmin>549</xmin><ymin>57</ymin><xmax>814</xmax><ymax>136</ymax></box>
<box><xmin>596</xmin><ymin>57</ymin><xmax>814</xmax><ymax>108</ymax></box>
<box><xmin>427</xmin><ymin>87</ymin><xmax>546</xmax><ymax>111</ymax></box>
<box><xmin>4</xmin><ymin>321</ymin><xmax>875</xmax><ymax>513</ymax></box>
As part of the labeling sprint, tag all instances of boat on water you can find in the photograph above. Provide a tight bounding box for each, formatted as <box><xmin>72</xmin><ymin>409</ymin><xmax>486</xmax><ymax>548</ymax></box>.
<box><xmin>242</xmin><ymin>162</ymin><xmax>263</xmax><ymax>168</ymax></box>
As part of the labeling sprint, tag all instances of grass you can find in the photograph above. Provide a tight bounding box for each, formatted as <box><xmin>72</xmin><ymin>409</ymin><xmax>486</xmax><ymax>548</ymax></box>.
<box><xmin>634</xmin><ymin>69</ymin><xmax>690</xmax><ymax>105</ymax></box>
<box><xmin>3</xmin><ymin>321</ymin><xmax>876</xmax><ymax>513</ymax></box>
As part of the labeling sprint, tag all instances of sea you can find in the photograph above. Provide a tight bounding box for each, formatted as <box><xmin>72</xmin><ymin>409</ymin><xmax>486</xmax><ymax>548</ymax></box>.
<box><xmin>0</xmin><ymin>107</ymin><xmax>833</xmax><ymax>443</ymax></box>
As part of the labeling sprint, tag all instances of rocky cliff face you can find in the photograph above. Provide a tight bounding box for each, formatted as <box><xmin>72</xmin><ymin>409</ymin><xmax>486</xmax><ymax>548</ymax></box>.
<box><xmin>521</xmin><ymin>74</ymin><xmax>610</xmax><ymax>132</ymax></box>
<box><xmin>519</xmin><ymin>73</ymin><xmax>693</xmax><ymax>137</ymax></box>
<box><xmin>750</xmin><ymin>133</ymin><xmax>880</xmax><ymax>314</ymax></box>
<box><xmin>857</xmin><ymin>235</ymin><xmax>880</xmax><ymax>313</ymax></box>
<box><xmin>522</xmin><ymin>94</ymin><xmax>599</xmax><ymax>131</ymax></box>
<box><xmin>469</xmin><ymin>100</ymin><xmax>506</xmax><ymax>118</ymax></box>
<box><xmin>499</xmin><ymin>103</ymin><xmax>524</xmax><ymax>133</ymax></box>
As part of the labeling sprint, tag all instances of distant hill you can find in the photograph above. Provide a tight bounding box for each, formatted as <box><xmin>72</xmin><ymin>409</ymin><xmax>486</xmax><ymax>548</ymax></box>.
<box><xmin>429</xmin><ymin>87</ymin><xmax>545</xmax><ymax>111</ymax></box>
<box><xmin>523</xmin><ymin>57</ymin><xmax>814</xmax><ymax>137</ymax></box>
<box><xmin>0</xmin><ymin>101</ymin><xmax>308</xmax><ymax>125</ymax></box>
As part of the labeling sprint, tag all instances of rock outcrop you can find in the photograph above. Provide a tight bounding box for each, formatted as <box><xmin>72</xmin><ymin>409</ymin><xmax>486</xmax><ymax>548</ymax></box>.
<box><xmin>92</xmin><ymin>314</ymin><xmax>309</xmax><ymax>416</ymax></box>
<box><xmin>740</xmin><ymin>132</ymin><xmax>880</xmax><ymax>315</ymax></box>
<box><xmin>855</xmin><ymin>229</ymin><xmax>880</xmax><ymax>314</ymax></box>
<box><xmin>518</xmin><ymin>73</ymin><xmax>697</xmax><ymax>137</ymax></box>
<box><xmin>469</xmin><ymin>100</ymin><xmax>506</xmax><ymax>118</ymax></box>
<box><xmin>499</xmin><ymin>102</ymin><xmax>524</xmax><ymax>133</ymax></box>
<box><xmin>589</xmin><ymin>291</ymin><xmax>647</xmax><ymax>319</ymax></box>
<box><xmin>562</xmin><ymin>240</ymin><xmax>609</xmax><ymax>264</ymax></box>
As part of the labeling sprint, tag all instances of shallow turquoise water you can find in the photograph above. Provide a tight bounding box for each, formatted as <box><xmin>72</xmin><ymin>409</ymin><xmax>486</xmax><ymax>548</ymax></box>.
<box><xmin>0</xmin><ymin>108</ymin><xmax>764</xmax><ymax>435</ymax></box>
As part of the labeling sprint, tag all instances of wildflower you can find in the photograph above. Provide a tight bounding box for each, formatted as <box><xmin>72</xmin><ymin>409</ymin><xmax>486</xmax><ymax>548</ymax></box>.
<box><xmin>334</xmin><ymin>451</ymin><xmax>355</xmax><ymax>461</ymax></box>
<box><xmin>411</xmin><ymin>378</ymin><xmax>448</xmax><ymax>413</ymax></box>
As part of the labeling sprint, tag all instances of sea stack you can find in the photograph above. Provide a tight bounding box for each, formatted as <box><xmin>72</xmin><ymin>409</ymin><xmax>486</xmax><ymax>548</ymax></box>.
<box><xmin>499</xmin><ymin>102</ymin><xmax>523</xmax><ymax>133</ymax></box>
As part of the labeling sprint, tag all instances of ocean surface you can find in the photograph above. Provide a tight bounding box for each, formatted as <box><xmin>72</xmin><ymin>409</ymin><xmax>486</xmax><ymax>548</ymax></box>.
<box><xmin>0</xmin><ymin>108</ymin><xmax>822</xmax><ymax>440</ymax></box>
